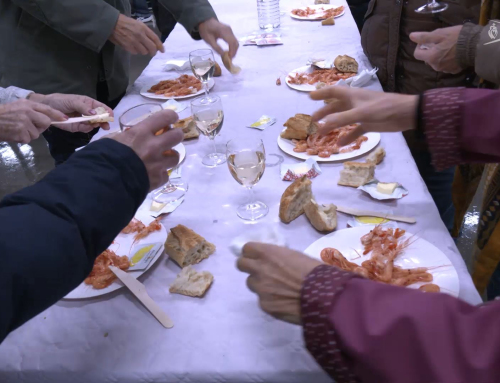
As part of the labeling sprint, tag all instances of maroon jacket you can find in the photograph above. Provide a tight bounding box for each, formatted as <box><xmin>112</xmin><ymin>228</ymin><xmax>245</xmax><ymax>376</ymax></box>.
<box><xmin>301</xmin><ymin>88</ymin><xmax>500</xmax><ymax>382</ymax></box>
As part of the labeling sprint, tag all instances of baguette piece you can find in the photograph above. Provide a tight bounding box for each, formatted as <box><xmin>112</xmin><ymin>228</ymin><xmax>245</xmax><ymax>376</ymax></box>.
<box><xmin>169</xmin><ymin>266</ymin><xmax>213</xmax><ymax>297</ymax></box>
<box><xmin>334</xmin><ymin>55</ymin><xmax>359</xmax><ymax>73</ymax></box>
<box><xmin>214</xmin><ymin>62</ymin><xmax>222</xmax><ymax>77</ymax></box>
<box><xmin>222</xmin><ymin>51</ymin><xmax>241</xmax><ymax>74</ymax></box>
<box><xmin>304</xmin><ymin>198</ymin><xmax>337</xmax><ymax>232</ymax></box>
<box><xmin>321</xmin><ymin>17</ymin><xmax>335</xmax><ymax>26</ymax></box>
<box><xmin>279</xmin><ymin>176</ymin><xmax>313</xmax><ymax>223</ymax></box>
<box><xmin>88</xmin><ymin>106</ymin><xmax>114</xmax><ymax>123</ymax></box>
<box><xmin>173</xmin><ymin>116</ymin><xmax>200</xmax><ymax>139</ymax></box>
<box><xmin>280</xmin><ymin>114</ymin><xmax>318</xmax><ymax>140</ymax></box>
<box><xmin>366</xmin><ymin>147</ymin><xmax>386</xmax><ymax>165</ymax></box>
<box><xmin>338</xmin><ymin>161</ymin><xmax>375</xmax><ymax>187</ymax></box>
<box><xmin>165</xmin><ymin>224</ymin><xmax>215</xmax><ymax>267</ymax></box>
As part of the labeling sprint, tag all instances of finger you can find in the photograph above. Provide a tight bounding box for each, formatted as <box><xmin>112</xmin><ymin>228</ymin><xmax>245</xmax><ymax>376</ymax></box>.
<box><xmin>337</xmin><ymin>124</ymin><xmax>366</xmax><ymax>146</ymax></box>
<box><xmin>28</xmin><ymin>110</ymin><xmax>53</xmax><ymax>131</ymax></box>
<box><xmin>18</xmin><ymin>130</ymin><xmax>31</xmax><ymax>145</ymax></box>
<box><xmin>162</xmin><ymin>149</ymin><xmax>180</xmax><ymax>169</ymax></box>
<box><xmin>135</xmin><ymin>109</ymin><xmax>179</xmax><ymax>135</ymax></box>
<box><xmin>26</xmin><ymin>124</ymin><xmax>41</xmax><ymax>141</ymax></box>
<box><xmin>142</xmin><ymin>33</ymin><xmax>158</xmax><ymax>56</ymax></box>
<box><xmin>311</xmin><ymin>101</ymin><xmax>350</xmax><ymax>122</ymax></box>
<box><xmin>136</xmin><ymin>41</ymin><xmax>149</xmax><ymax>56</ymax></box>
<box><xmin>221</xmin><ymin>28</ymin><xmax>239</xmax><ymax>58</ymax></box>
<box><xmin>204</xmin><ymin>34</ymin><xmax>224</xmax><ymax>56</ymax></box>
<box><xmin>409</xmin><ymin>31</ymin><xmax>441</xmax><ymax>45</ymax></box>
<box><xmin>32</xmin><ymin>103</ymin><xmax>68</xmax><ymax>122</ymax></box>
<box><xmin>310</xmin><ymin>86</ymin><xmax>352</xmax><ymax>104</ymax></box>
<box><xmin>246</xmin><ymin>275</ymin><xmax>259</xmax><ymax>293</ymax></box>
<box><xmin>320</xmin><ymin>109</ymin><xmax>361</xmax><ymax>133</ymax></box>
<box><xmin>145</xmin><ymin>27</ymin><xmax>164</xmax><ymax>53</ymax></box>
<box><xmin>413</xmin><ymin>46</ymin><xmax>434</xmax><ymax>62</ymax></box>
<box><xmin>154</xmin><ymin>128</ymin><xmax>184</xmax><ymax>154</ymax></box>
<box><xmin>237</xmin><ymin>256</ymin><xmax>259</xmax><ymax>274</ymax></box>
<box><xmin>100</xmin><ymin>122</ymin><xmax>111</xmax><ymax>130</ymax></box>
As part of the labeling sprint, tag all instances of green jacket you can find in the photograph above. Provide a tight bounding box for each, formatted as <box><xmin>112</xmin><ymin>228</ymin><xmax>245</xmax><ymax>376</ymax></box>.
<box><xmin>0</xmin><ymin>0</ymin><xmax>216</xmax><ymax>101</ymax></box>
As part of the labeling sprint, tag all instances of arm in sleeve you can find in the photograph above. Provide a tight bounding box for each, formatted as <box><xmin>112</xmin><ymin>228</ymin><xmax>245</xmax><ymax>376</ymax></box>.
<box><xmin>301</xmin><ymin>265</ymin><xmax>500</xmax><ymax>383</ymax></box>
<box><xmin>0</xmin><ymin>139</ymin><xmax>149</xmax><ymax>343</ymax></box>
<box><xmin>10</xmin><ymin>0</ymin><xmax>120</xmax><ymax>52</ymax></box>
<box><xmin>475</xmin><ymin>20</ymin><xmax>500</xmax><ymax>84</ymax></box>
<box><xmin>422</xmin><ymin>87</ymin><xmax>500</xmax><ymax>170</ymax></box>
<box><xmin>158</xmin><ymin>0</ymin><xmax>217</xmax><ymax>40</ymax></box>
<box><xmin>0</xmin><ymin>86</ymin><xmax>33</xmax><ymax>104</ymax></box>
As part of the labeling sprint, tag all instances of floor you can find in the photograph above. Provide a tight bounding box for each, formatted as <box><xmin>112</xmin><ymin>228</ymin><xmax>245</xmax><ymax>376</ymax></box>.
<box><xmin>0</xmin><ymin>19</ymin><xmax>484</xmax><ymax>289</ymax></box>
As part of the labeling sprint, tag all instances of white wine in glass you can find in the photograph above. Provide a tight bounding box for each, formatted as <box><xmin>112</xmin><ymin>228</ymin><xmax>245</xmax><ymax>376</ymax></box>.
<box><xmin>226</xmin><ymin>138</ymin><xmax>268</xmax><ymax>221</ymax></box>
<box><xmin>119</xmin><ymin>103</ymin><xmax>188</xmax><ymax>207</ymax></box>
<box><xmin>189</xmin><ymin>49</ymin><xmax>215</xmax><ymax>104</ymax></box>
<box><xmin>191</xmin><ymin>95</ymin><xmax>226</xmax><ymax>167</ymax></box>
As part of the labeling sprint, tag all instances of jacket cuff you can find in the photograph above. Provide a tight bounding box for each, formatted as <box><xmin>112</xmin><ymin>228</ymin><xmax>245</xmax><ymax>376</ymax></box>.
<box><xmin>183</xmin><ymin>8</ymin><xmax>218</xmax><ymax>40</ymax></box>
<box><xmin>301</xmin><ymin>264</ymin><xmax>361</xmax><ymax>382</ymax></box>
<box><xmin>87</xmin><ymin>5</ymin><xmax>121</xmax><ymax>52</ymax></box>
<box><xmin>456</xmin><ymin>23</ymin><xmax>482</xmax><ymax>69</ymax></box>
<box><xmin>422</xmin><ymin>88</ymin><xmax>464</xmax><ymax>171</ymax></box>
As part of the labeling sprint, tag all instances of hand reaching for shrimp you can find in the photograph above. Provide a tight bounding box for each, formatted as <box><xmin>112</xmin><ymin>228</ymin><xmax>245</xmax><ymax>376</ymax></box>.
<box><xmin>237</xmin><ymin>243</ymin><xmax>322</xmax><ymax>325</ymax></box>
<box><xmin>310</xmin><ymin>87</ymin><xmax>418</xmax><ymax>146</ymax></box>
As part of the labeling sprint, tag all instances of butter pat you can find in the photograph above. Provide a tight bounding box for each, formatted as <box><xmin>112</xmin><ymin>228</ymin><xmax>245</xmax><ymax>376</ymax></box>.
<box><xmin>376</xmin><ymin>182</ymin><xmax>398</xmax><ymax>195</ymax></box>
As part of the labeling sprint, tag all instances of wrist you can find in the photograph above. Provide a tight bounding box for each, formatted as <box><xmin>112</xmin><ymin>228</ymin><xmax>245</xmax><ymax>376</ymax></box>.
<box><xmin>27</xmin><ymin>93</ymin><xmax>46</xmax><ymax>104</ymax></box>
<box><xmin>402</xmin><ymin>95</ymin><xmax>419</xmax><ymax>131</ymax></box>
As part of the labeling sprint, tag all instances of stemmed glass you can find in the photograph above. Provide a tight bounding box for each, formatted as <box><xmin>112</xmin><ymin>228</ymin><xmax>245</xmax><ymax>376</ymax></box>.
<box><xmin>191</xmin><ymin>95</ymin><xmax>226</xmax><ymax>167</ymax></box>
<box><xmin>226</xmin><ymin>138</ymin><xmax>268</xmax><ymax>221</ymax></box>
<box><xmin>119</xmin><ymin>103</ymin><xmax>188</xmax><ymax>206</ymax></box>
<box><xmin>415</xmin><ymin>0</ymin><xmax>448</xmax><ymax>14</ymax></box>
<box><xmin>189</xmin><ymin>49</ymin><xmax>216</xmax><ymax>104</ymax></box>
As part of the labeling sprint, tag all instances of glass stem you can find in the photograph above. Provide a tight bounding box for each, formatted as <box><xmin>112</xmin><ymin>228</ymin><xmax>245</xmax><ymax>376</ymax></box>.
<box><xmin>247</xmin><ymin>186</ymin><xmax>255</xmax><ymax>207</ymax></box>
<box><xmin>210</xmin><ymin>136</ymin><xmax>217</xmax><ymax>155</ymax></box>
<box><xmin>204</xmin><ymin>81</ymin><xmax>210</xmax><ymax>98</ymax></box>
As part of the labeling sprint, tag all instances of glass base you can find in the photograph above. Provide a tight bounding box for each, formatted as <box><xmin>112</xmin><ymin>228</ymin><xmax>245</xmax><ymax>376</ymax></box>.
<box><xmin>415</xmin><ymin>2</ymin><xmax>448</xmax><ymax>13</ymax></box>
<box><xmin>152</xmin><ymin>179</ymin><xmax>188</xmax><ymax>205</ymax></box>
<box><xmin>202</xmin><ymin>152</ymin><xmax>226</xmax><ymax>167</ymax></box>
<box><xmin>237</xmin><ymin>201</ymin><xmax>269</xmax><ymax>221</ymax></box>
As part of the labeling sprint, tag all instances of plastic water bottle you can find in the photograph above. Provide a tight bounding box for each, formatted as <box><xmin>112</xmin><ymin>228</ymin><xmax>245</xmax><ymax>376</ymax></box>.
<box><xmin>257</xmin><ymin>0</ymin><xmax>280</xmax><ymax>30</ymax></box>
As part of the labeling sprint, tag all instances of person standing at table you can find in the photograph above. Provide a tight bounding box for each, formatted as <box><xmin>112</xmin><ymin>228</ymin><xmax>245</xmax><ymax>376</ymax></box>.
<box><xmin>360</xmin><ymin>0</ymin><xmax>480</xmax><ymax>233</ymax></box>
<box><xmin>0</xmin><ymin>0</ymin><xmax>238</xmax><ymax>165</ymax></box>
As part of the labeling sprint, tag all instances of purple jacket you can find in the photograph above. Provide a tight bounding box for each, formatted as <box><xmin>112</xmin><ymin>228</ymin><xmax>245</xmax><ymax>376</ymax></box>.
<box><xmin>301</xmin><ymin>88</ymin><xmax>500</xmax><ymax>382</ymax></box>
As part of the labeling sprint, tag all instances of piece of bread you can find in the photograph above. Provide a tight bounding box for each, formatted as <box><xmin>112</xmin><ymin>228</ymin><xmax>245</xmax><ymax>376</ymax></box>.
<box><xmin>365</xmin><ymin>147</ymin><xmax>386</xmax><ymax>165</ymax></box>
<box><xmin>338</xmin><ymin>161</ymin><xmax>375</xmax><ymax>187</ymax></box>
<box><xmin>304</xmin><ymin>198</ymin><xmax>337</xmax><ymax>232</ymax></box>
<box><xmin>280</xmin><ymin>114</ymin><xmax>318</xmax><ymax>140</ymax></box>
<box><xmin>222</xmin><ymin>51</ymin><xmax>241</xmax><ymax>74</ymax></box>
<box><xmin>334</xmin><ymin>55</ymin><xmax>359</xmax><ymax>73</ymax></box>
<box><xmin>321</xmin><ymin>17</ymin><xmax>335</xmax><ymax>25</ymax></box>
<box><xmin>165</xmin><ymin>224</ymin><xmax>216</xmax><ymax>267</ymax></box>
<box><xmin>88</xmin><ymin>106</ymin><xmax>114</xmax><ymax>123</ymax></box>
<box><xmin>169</xmin><ymin>266</ymin><xmax>214</xmax><ymax>297</ymax></box>
<box><xmin>315</xmin><ymin>0</ymin><xmax>330</xmax><ymax>3</ymax></box>
<box><xmin>279</xmin><ymin>176</ymin><xmax>313</xmax><ymax>223</ymax></box>
<box><xmin>214</xmin><ymin>62</ymin><xmax>222</xmax><ymax>77</ymax></box>
<box><xmin>173</xmin><ymin>116</ymin><xmax>200</xmax><ymax>139</ymax></box>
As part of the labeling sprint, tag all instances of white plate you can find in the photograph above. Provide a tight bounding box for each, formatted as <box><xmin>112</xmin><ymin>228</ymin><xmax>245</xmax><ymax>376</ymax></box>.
<box><xmin>277</xmin><ymin>129</ymin><xmax>380</xmax><ymax>162</ymax></box>
<box><xmin>174</xmin><ymin>143</ymin><xmax>186</xmax><ymax>165</ymax></box>
<box><xmin>140</xmin><ymin>78</ymin><xmax>215</xmax><ymax>100</ymax></box>
<box><xmin>304</xmin><ymin>226</ymin><xmax>459</xmax><ymax>297</ymax></box>
<box><xmin>64</xmin><ymin>210</ymin><xmax>168</xmax><ymax>299</ymax></box>
<box><xmin>290</xmin><ymin>5</ymin><xmax>345</xmax><ymax>20</ymax></box>
<box><xmin>286</xmin><ymin>65</ymin><xmax>357</xmax><ymax>92</ymax></box>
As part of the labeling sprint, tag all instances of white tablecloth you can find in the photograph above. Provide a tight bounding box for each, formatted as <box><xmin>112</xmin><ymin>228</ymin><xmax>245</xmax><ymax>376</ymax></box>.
<box><xmin>0</xmin><ymin>1</ymin><xmax>482</xmax><ymax>382</ymax></box>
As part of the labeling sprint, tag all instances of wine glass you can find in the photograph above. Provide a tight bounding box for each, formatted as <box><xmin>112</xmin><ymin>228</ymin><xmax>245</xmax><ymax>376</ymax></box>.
<box><xmin>226</xmin><ymin>138</ymin><xmax>268</xmax><ymax>221</ymax></box>
<box><xmin>415</xmin><ymin>0</ymin><xmax>448</xmax><ymax>14</ymax></box>
<box><xmin>189</xmin><ymin>49</ymin><xmax>215</xmax><ymax>104</ymax></box>
<box><xmin>191</xmin><ymin>95</ymin><xmax>226</xmax><ymax>167</ymax></box>
<box><xmin>119</xmin><ymin>103</ymin><xmax>188</xmax><ymax>207</ymax></box>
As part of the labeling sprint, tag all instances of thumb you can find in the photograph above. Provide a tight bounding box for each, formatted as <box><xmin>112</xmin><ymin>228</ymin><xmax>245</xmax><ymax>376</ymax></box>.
<box><xmin>135</xmin><ymin>109</ymin><xmax>179</xmax><ymax>135</ymax></box>
<box><xmin>338</xmin><ymin>125</ymin><xmax>366</xmax><ymax>146</ymax></box>
<box><xmin>410</xmin><ymin>31</ymin><xmax>440</xmax><ymax>45</ymax></box>
<box><xmin>33</xmin><ymin>103</ymin><xmax>68</xmax><ymax>122</ymax></box>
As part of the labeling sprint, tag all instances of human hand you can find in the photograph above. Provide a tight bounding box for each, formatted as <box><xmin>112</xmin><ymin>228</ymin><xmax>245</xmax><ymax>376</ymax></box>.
<box><xmin>28</xmin><ymin>93</ymin><xmax>114</xmax><ymax>133</ymax></box>
<box><xmin>199</xmin><ymin>18</ymin><xmax>239</xmax><ymax>58</ymax></box>
<box><xmin>411</xmin><ymin>26</ymin><xmax>463</xmax><ymax>74</ymax></box>
<box><xmin>109</xmin><ymin>14</ymin><xmax>164</xmax><ymax>56</ymax></box>
<box><xmin>109</xmin><ymin>110</ymin><xmax>183</xmax><ymax>190</ymax></box>
<box><xmin>237</xmin><ymin>243</ymin><xmax>322</xmax><ymax>325</ymax></box>
<box><xmin>0</xmin><ymin>99</ymin><xmax>67</xmax><ymax>144</ymax></box>
<box><xmin>310</xmin><ymin>86</ymin><xmax>418</xmax><ymax>145</ymax></box>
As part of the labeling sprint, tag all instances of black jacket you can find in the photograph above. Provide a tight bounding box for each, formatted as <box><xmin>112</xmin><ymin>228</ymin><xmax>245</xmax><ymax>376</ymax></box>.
<box><xmin>0</xmin><ymin>139</ymin><xmax>148</xmax><ymax>343</ymax></box>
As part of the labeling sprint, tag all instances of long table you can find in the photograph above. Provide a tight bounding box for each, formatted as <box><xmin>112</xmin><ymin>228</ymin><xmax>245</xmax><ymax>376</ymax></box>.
<box><xmin>0</xmin><ymin>1</ymin><xmax>482</xmax><ymax>382</ymax></box>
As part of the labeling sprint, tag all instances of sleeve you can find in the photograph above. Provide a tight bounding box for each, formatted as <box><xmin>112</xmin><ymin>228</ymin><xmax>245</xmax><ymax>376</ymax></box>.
<box><xmin>10</xmin><ymin>0</ymin><xmax>120</xmax><ymax>52</ymax></box>
<box><xmin>475</xmin><ymin>20</ymin><xmax>500</xmax><ymax>84</ymax></box>
<box><xmin>0</xmin><ymin>138</ymin><xmax>149</xmax><ymax>343</ymax></box>
<box><xmin>301</xmin><ymin>265</ymin><xmax>500</xmax><ymax>383</ymax></box>
<box><xmin>158</xmin><ymin>0</ymin><xmax>217</xmax><ymax>40</ymax></box>
<box><xmin>455</xmin><ymin>22</ymin><xmax>482</xmax><ymax>69</ymax></box>
<box><xmin>0</xmin><ymin>86</ymin><xmax>34</xmax><ymax>104</ymax></box>
<box><xmin>422</xmin><ymin>87</ymin><xmax>500</xmax><ymax>170</ymax></box>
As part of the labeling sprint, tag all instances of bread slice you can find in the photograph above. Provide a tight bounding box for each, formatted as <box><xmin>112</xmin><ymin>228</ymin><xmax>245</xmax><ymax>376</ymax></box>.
<box><xmin>173</xmin><ymin>116</ymin><xmax>200</xmax><ymax>139</ymax></box>
<box><xmin>169</xmin><ymin>266</ymin><xmax>213</xmax><ymax>297</ymax></box>
<box><xmin>334</xmin><ymin>55</ymin><xmax>358</xmax><ymax>73</ymax></box>
<box><xmin>321</xmin><ymin>17</ymin><xmax>335</xmax><ymax>25</ymax></box>
<box><xmin>279</xmin><ymin>176</ymin><xmax>313</xmax><ymax>223</ymax></box>
<box><xmin>280</xmin><ymin>114</ymin><xmax>318</xmax><ymax>140</ymax></box>
<box><xmin>214</xmin><ymin>62</ymin><xmax>222</xmax><ymax>77</ymax></box>
<box><xmin>304</xmin><ymin>198</ymin><xmax>337</xmax><ymax>232</ymax></box>
<box><xmin>338</xmin><ymin>161</ymin><xmax>375</xmax><ymax>187</ymax></box>
<box><xmin>222</xmin><ymin>51</ymin><xmax>241</xmax><ymax>74</ymax></box>
<box><xmin>165</xmin><ymin>224</ymin><xmax>215</xmax><ymax>267</ymax></box>
<box><xmin>365</xmin><ymin>147</ymin><xmax>386</xmax><ymax>165</ymax></box>
<box><xmin>88</xmin><ymin>106</ymin><xmax>114</xmax><ymax>123</ymax></box>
